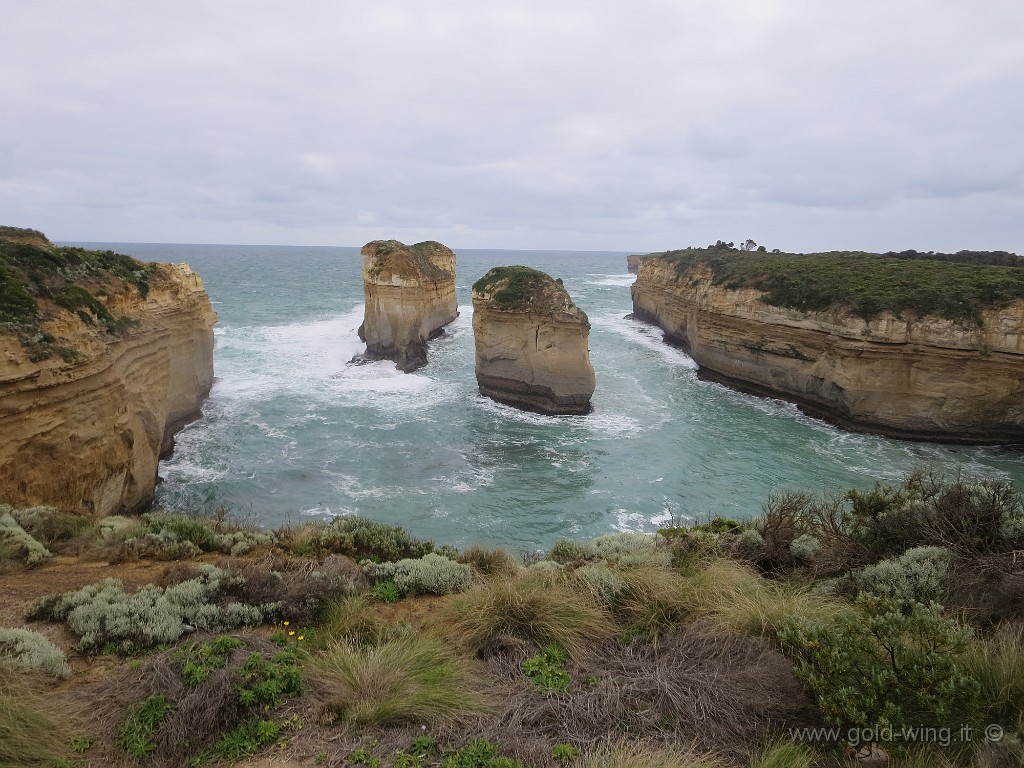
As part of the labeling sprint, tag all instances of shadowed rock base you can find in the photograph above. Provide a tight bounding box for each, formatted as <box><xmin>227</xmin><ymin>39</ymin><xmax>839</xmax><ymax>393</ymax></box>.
<box><xmin>477</xmin><ymin>373</ymin><xmax>594</xmax><ymax>415</ymax></box>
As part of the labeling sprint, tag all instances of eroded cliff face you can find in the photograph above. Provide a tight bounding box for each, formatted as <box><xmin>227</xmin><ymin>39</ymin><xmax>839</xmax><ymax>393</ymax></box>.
<box><xmin>0</xmin><ymin>258</ymin><xmax>216</xmax><ymax>516</ymax></box>
<box><xmin>356</xmin><ymin>240</ymin><xmax>458</xmax><ymax>372</ymax></box>
<box><xmin>631</xmin><ymin>259</ymin><xmax>1024</xmax><ymax>443</ymax></box>
<box><xmin>473</xmin><ymin>267</ymin><xmax>596</xmax><ymax>415</ymax></box>
<box><xmin>627</xmin><ymin>255</ymin><xmax>642</xmax><ymax>274</ymax></box>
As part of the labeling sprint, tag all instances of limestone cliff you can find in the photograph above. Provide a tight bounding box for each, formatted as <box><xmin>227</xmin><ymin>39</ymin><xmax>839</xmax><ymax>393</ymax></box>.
<box><xmin>631</xmin><ymin>255</ymin><xmax>1024</xmax><ymax>443</ymax></box>
<box><xmin>0</xmin><ymin>231</ymin><xmax>216</xmax><ymax>515</ymax></box>
<box><xmin>627</xmin><ymin>255</ymin><xmax>642</xmax><ymax>274</ymax></box>
<box><xmin>355</xmin><ymin>240</ymin><xmax>458</xmax><ymax>372</ymax></box>
<box><xmin>473</xmin><ymin>266</ymin><xmax>596</xmax><ymax>415</ymax></box>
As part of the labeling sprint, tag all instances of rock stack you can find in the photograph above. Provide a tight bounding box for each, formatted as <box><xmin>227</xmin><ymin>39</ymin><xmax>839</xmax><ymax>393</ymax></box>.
<box><xmin>472</xmin><ymin>266</ymin><xmax>595</xmax><ymax>415</ymax></box>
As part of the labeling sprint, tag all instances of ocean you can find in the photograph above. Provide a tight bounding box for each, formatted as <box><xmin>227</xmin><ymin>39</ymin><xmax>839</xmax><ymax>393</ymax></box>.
<box><xmin>70</xmin><ymin>243</ymin><xmax>1024</xmax><ymax>553</ymax></box>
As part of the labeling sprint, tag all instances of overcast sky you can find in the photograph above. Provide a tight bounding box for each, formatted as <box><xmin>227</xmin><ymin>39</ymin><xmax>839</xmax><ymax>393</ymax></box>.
<box><xmin>2</xmin><ymin>1</ymin><xmax>1022</xmax><ymax>253</ymax></box>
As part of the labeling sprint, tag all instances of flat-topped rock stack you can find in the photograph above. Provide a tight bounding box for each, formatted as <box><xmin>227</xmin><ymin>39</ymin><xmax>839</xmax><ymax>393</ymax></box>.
<box><xmin>356</xmin><ymin>240</ymin><xmax>458</xmax><ymax>372</ymax></box>
<box><xmin>472</xmin><ymin>266</ymin><xmax>596</xmax><ymax>415</ymax></box>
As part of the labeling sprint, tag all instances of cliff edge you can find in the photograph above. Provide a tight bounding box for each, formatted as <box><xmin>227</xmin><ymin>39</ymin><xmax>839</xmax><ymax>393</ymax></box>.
<box><xmin>356</xmin><ymin>240</ymin><xmax>458</xmax><ymax>372</ymax></box>
<box><xmin>631</xmin><ymin>248</ymin><xmax>1024</xmax><ymax>443</ymax></box>
<box><xmin>473</xmin><ymin>266</ymin><xmax>596</xmax><ymax>415</ymax></box>
<box><xmin>0</xmin><ymin>228</ymin><xmax>216</xmax><ymax>515</ymax></box>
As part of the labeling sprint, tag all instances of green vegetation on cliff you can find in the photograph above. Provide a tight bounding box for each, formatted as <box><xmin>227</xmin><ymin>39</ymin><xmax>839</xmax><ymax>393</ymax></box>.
<box><xmin>3</xmin><ymin>470</ymin><xmax>1024</xmax><ymax>766</ymax></box>
<box><xmin>473</xmin><ymin>265</ymin><xmax>587</xmax><ymax>322</ymax></box>
<box><xmin>647</xmin><ymin>247</ymin><xmax>1024</xmax><ymax>323</ymax></box>
<box><xmin>0</xmin><ymin>228</ymin><xmax>154</xmax><ymax>359</ymax></box>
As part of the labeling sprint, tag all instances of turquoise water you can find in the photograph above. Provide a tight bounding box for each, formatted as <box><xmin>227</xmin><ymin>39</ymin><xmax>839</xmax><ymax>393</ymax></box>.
<box><xmin>73</xmin><ymin>243</ymin><xmax>1024</xmax><ymax>552</ymax></box>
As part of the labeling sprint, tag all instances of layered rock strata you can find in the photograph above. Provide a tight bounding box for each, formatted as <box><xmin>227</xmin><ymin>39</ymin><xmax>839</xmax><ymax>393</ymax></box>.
<box><xmin>356</xmin><ymin>240</ymin><xmax>458</xmax><ymax>372</ymax></box>
<box><xmin>473</xmin><ymin>266</ymin><xmax>596</xmax><ymax>415</ymax></box>
<box><xmin>0</xmin><ymin>233</ymin><xmax>216</xmax><ymax>515</ymax></box>
<box><xmin>631</xmin><ymin>257</ymin><xmax>1024</xmax><ymax>443</ymax></box>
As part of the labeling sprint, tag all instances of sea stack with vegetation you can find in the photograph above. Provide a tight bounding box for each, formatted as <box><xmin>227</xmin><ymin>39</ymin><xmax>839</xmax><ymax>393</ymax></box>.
<box><xmin>631</xmin><ymin>245</ymin><xmax>1024</xmax><ymax>443</ymax></box>
<box><xmin>472</xmin><ymin>266</ymin><xmax>595</xmax><ymax>415</ymax></box>
<box><xmin>355</xmin><ymin>239</ymin><xmax>458</xmax><ymax>372</ymax></box>
<box><xmin>0</xmin><ymin>226</ymin><xmax>216</xmax><ymax>515</ymax></box>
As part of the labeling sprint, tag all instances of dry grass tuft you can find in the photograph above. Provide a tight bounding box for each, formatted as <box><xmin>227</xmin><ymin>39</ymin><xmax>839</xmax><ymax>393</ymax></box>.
<box><xmin>0</xmin><ymin>666</ymin><xmax>79</xmax><ymax>767</ymax></box>
<box><xmin>683</xmin><ymin>558</ymin><xmax>844</xmax><ymax>637</ymax></box>
<box><xmin>579</xmin><ymin>742</ymin><xmax>727</xmax><ymax>768</ymax></box>
<box><xmin>310</xmin><ymin>632</ymin><xmax>490</xmax><ymax>727</ymax></box>
<box><xmin>445</xmin><ymin>574</ymin><xmax>615</xmax><ymax>659</ymax></box>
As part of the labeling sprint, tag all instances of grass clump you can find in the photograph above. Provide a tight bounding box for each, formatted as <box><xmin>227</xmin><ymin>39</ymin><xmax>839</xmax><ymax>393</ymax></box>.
<box><xmin>0</xmin><ymin>627</ymin><xmax>71</xmax><ymax>679</ymax></box>
<box><xmin>446</xmin><ymin>574</ymin><xmax>614</xmax><ymax>659</ymax></box>
<box><xmin>961</xmin><ymin>624</ymin><xmax>1024</xmax><ymax>732</ymax></box>
<box><xmin>747</xmin><ymin>739</ymin><xmax>816</xmax><ymax>768</ymax></box>
<box><xmin>579</xmin><ymin>743</ymin><xmax>726</xmax><ymax>768</ymax></box>
<box><xmin>0</xmin><ymin>666</ymin><xmax>77</xmax><ymax>767</ymax></box>
<box><xmin>312</xmin><ymin>633</ymin><xmax>489</xmax><ymax>726</ymax></box>
<box><xmin>286</xmin><ymin>515</ymin><xmax>435</xmax><ymax>562</ymax></box>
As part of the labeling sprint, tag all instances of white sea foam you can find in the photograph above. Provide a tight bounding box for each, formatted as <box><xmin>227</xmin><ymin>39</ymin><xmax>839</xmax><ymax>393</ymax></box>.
<box><xmin>592</xmin><ymin>312</ymin><xmax>698</xmax><ymax>370</ymax></box>
<box><xmin>588</xmin><ymin>274</ymin><xmax>637</xmax><ymax>287</ymax></box>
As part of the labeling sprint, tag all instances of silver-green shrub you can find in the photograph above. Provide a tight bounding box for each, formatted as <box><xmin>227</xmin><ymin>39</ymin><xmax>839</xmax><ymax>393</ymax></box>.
<box><xmin>0</xmin><ymin>628</ymin><xmax>71</xmax><ymax>678</ymax></box>
<box><xmin>790</xmin><ymin>533</ymin><xmax>822</xmax><ymax>561</ymax></box>
<box><xmin>212</xmin><ymin>530</ymin><xmax>276</xmax><ymax>556</ymax></box>
<box><xmin>853</xmin><ymin>546</ymin><xmax>952</xmax><ymax>606</ymax></box>
<box><xmin>364</xmin><ymin>553</ymin><xmax>473</xmax><ymax>596</ymax></box>
<box><xmin>0</xmin><ymin>513</ymin><xmax>51</xmax><ymax>566</ymax></box>
<box><xmin>30</xmin><ymin>565</ymin><xmax>280</xmax><ymax>654</ymax></box>
<box><xmin>587</xmin><ymin>532</ymin><xmax>673</xmax><ymax>568</ymax></box>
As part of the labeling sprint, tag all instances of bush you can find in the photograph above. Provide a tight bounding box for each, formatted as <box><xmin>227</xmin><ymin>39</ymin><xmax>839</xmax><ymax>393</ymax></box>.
<box><xmin>780</xmin><ymin>594</ymin><xmax>980</xmax><ymax>735</ymax></box>
<box><xmin>0</xmin><ymin>628</ymin><xmax>71</xmax><ymax>679</ymax></box>
<box><xmin>588</xmin><ymin>532</ymin><xmax>673</xmax><ymax>569</ymax></box>
<box><xmin>365</xmin><ymin>553</ymin><xmax>474</xmax><ymax>596</ymax></box>
<box><xmin>0</xmin><ymin>512</ymin><xmax>51</xmax><ymax>568</ymax></box>
<box><xmin>852</xmin><ymin>546</ymin><xmax>951</xmax><ymax>606</ymax></box>
<box><xmin>446</xmin><ymin>575</ymin><xmax>614</xmax><ymax>659</ymax></box>
<box><xmin>299</xmin><ymin>514</ymin><xmax>436</xmax><ymax>561</ymax></box>
<box><xmin>549</xmin><ymin>539</ymin><xmax>597</xmax><ymax>564</ymax></box>
<box><xmin>29</xmin><ymin>565</ymin><xmax>280</xmax><ymax>654</ymax></box>
<box><xmin>3</xmin><ymin>504</ymin><xmax>91</xmax><ymax>549</ymax></box>
<box><xmin>312</xmin><ymin>633</ymin><xmax>489</xmax><ymax>726</ymax></box>
<box><xmin>522</xmin><ymin>644</ymin><xmax>570</xmax><ymax>691</ymax></box>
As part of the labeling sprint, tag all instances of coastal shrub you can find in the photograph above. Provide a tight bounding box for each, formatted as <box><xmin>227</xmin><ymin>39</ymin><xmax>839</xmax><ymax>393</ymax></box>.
<box><xmin>447</xmin><ymin>574</ymin><xmax>614</xmax><ymax>659</ymax></box>
<box><xmin>0</xmin><ymin>666</ymin><xmax>77</xmax><ymax>767</ymax></box>
<box><xmin>779</xmin><ymin>594</ymin><xmax>980</xmax><ymax>735</ymax></box>
<box><xmin>312</xmin><ymin>633</ymin><xmax>489</xmax><ymax>726</ymax></box>
<box><xmin>588</xmin><ymin>532</ymin><xmax>673</xmax><ymax>568</ymax></box>
<box><xmin>3</xmin><ymin>504</ymin><xmax>91</xmax><ymax>549</ymax></box>
<box><xmin>572</xmin><ymin>564</ymin><xmax>627</xmax><ymax>607</ymax></box>
<box><xmin>0</xmin><ymin>512</ymin><xmax>51</xmax><ymax>568</ymax></box>
<box><xmin>305</xmin><ymin>515</ymin><xmax>435</xmax><ymax>562</ymax></box>
<box><xmin>372</xmin><ymin>579</ymin><xmax>402</xmax><ymax>603</ymax></box>
<box><xmin>0</xmin><ymin>628</ymin><xmax>71</xmax><ymax>679</ymax></box>
<box><xmin>852</xmin><ymin>545</ymin><xmax>951</xmax><ymax>606</ymax></box>
<box><xmin>365</xmin><ymin>553</ymin><xmax>473</xmax><ymax>596</ymax></box>
<box><xmin>29</xmin><ymin>565</ymin><xmax>280</xmax><ymax>654</ymax></box>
